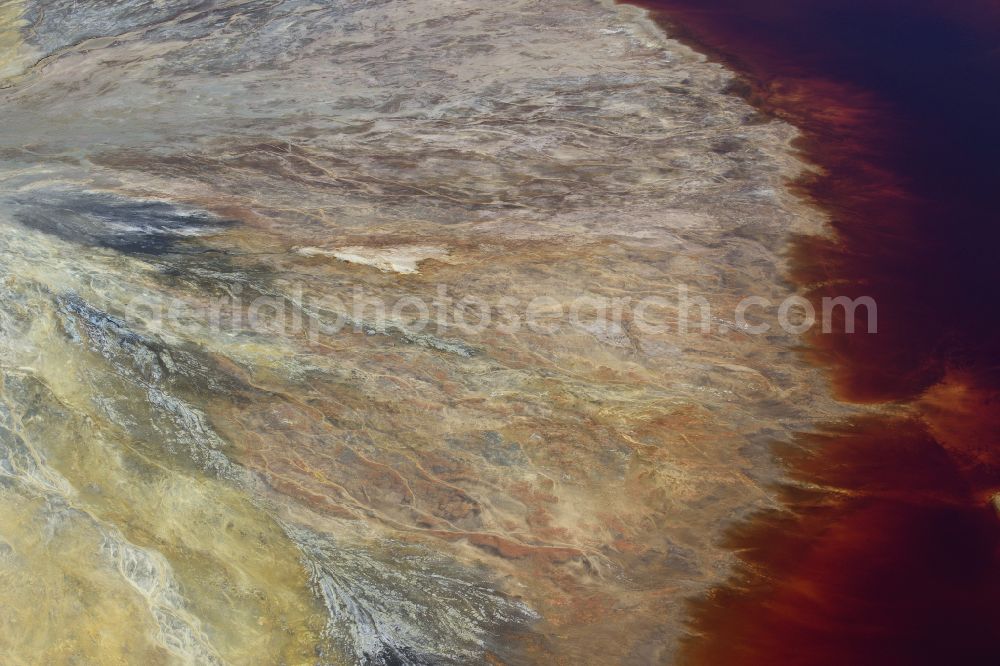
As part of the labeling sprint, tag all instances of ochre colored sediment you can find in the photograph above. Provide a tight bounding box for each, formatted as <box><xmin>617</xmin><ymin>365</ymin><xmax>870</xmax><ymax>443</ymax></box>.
<box><xmin>0</xmin><ymin>0</ymin><xmax>858</xmax><ymax>662</ymax></box>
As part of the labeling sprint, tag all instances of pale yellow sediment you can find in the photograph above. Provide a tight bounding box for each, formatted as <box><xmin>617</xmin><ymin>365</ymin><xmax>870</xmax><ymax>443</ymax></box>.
<box><xmin>0</xmin><ymin>0</ymin><xmax>38</xmax><ymax>82</ymax></box>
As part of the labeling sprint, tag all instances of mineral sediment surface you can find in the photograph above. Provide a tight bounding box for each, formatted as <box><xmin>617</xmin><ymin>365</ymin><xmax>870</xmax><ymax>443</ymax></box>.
<box><xmin>0</xmin><ymin>1</ymin><xmax>834</xmax><ymax>663</ymax></box>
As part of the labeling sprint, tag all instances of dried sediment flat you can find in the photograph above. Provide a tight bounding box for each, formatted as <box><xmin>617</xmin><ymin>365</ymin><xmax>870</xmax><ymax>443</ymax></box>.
<box><xmin>0</xmin><ymin>0</ymin><xmax>835</xmax><ymax>663</ymax></box>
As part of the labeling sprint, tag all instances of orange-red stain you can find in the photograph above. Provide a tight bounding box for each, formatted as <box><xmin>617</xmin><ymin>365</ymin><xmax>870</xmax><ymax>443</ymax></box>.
<box><xmin>625</xmin><ymin>1</ymin><xmax>1000</xmax><ymax>663</ymax></box>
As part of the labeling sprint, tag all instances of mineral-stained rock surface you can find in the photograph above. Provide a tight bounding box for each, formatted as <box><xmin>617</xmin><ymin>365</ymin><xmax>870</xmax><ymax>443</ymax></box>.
<box><xmin>0</xmin><ymin>0</ymin><xmax>836</xmax><ymax>663</ymax></box>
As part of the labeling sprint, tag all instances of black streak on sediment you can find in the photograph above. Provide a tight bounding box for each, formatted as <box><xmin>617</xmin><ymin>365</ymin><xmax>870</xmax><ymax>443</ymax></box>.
<box><xmin>11</xmin><ymin>190</ymin><xmax>232</xmax><ymax>255</ymax></box>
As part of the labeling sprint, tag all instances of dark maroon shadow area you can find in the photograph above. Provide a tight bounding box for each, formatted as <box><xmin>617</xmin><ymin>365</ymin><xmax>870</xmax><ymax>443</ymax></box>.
<box><xmin>622</xmin><ymin>1</ymin><xmax>1000</xmax><ymax>663</ymax></box>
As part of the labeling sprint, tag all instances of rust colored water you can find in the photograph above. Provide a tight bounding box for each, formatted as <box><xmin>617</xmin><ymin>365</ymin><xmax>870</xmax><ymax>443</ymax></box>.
<box><xmin>628</xmin><ymin>1</ymin><xmax>1000</xmax><ymax>664</ymax></box>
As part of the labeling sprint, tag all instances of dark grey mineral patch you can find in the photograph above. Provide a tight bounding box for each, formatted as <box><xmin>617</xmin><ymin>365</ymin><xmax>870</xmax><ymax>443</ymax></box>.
<box><xmin>9</xmin><ymin>190</ymin><xmax>230</xmax><ymax>255</ymax></box>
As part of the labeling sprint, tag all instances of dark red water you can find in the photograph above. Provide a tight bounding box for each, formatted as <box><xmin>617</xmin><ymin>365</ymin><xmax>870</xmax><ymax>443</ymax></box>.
<box><xmin>624</xmin><ymin>1</ymin><xmax>1000</xmax><ymax>663</ymax></box>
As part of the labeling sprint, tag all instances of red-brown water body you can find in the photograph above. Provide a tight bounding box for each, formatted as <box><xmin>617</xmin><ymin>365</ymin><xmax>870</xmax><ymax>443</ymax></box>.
<box><xmin>625</xmin><ymin>1</ymin><xmax>1000</xmax><ymax>663</ymax></box>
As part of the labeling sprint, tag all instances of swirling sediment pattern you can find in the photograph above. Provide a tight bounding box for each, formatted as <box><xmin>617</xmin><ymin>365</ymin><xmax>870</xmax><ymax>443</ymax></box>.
<box><xmin>0</xmin><ymin>1</ymin><xmax>833</xmax><ymax>663</ymax></box>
